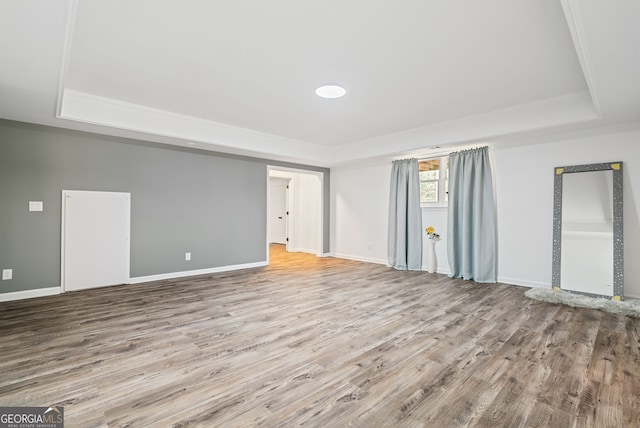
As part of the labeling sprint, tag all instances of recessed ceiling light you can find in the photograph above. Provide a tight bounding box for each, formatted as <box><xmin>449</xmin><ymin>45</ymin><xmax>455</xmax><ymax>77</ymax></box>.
<box><xmin>315</xmin><ymin>85</ymin><xmax>346</xmax><ymax>99</ymax></box>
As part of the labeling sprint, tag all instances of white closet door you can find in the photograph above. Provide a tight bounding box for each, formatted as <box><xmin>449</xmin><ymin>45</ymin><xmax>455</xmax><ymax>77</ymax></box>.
<box><xmin>270</xmin><ymin>179</ymin><xmax>288</xmax><ymax>244</ymax></box>
<box><xmin>62</xmin><ymin>190</ymin><xmax>130</xmax><ymax>292</ymax></box>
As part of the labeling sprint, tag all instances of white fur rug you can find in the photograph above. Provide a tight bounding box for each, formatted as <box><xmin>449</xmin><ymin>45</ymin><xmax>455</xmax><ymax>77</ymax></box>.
<box><xmin>525</xmin><ymin>287</ymin><xmax>640</xmax><ymax>318</ymax></box>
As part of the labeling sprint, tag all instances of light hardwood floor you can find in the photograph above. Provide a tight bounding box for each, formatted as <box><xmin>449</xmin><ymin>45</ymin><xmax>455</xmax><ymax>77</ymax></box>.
<box><xmin>1</xmin><ymin>245</ymin><xmax>639</xmax><ymax>427</ymax></box>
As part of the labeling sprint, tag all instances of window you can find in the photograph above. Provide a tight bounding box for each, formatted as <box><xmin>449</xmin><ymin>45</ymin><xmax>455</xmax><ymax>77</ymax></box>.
<box><xmin>419</xmin><ymin>156</ymin><xmax>449</xmax><ymax>206</ymax></box>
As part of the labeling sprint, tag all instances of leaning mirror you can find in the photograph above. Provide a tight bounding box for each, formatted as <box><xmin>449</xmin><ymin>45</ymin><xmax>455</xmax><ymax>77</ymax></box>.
<box><xmin>552</xmin><ymin>162</ymin><xmax>623</xmax><ymax>300</ymax></box>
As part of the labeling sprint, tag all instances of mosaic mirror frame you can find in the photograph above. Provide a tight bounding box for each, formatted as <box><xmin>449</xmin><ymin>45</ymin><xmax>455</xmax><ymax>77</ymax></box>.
<box><xmin>552</xmin><ymin>162</ymin><xmax>624</xmax><ymax>300</ymax></box>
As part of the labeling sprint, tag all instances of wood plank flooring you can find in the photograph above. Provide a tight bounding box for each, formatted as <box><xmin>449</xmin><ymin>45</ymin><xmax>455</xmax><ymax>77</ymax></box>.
<box><xmin>1</xmin><ymin>245</ymin><xmax>639</xmax><ymax>427</ymax></box>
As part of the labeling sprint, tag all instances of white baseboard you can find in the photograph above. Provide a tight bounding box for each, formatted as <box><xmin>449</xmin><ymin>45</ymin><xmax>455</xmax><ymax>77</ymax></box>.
<box><xmin>129</xmin><ymin>261</ymin><xmax>268</xmax><ymax>284</ymax></box>
<box><xmin>330</xmin><ymin>253</ymin><xmax>454</xmax><ymax>273</ymax></box>
<box><xmin>290</xmin><ymin>247</ymin><xmax>317</xmax><ymax>255</ymax></box>
<box><xmin>329</xmin><ymin>253</ymin><xmax>388</xmax><ymax>265</ymax></box>
<box><xmin>497</xmin><ymin>276</ymin><xmax>551</xmax><ymax>289</ymax></box>
<box><xmin>0</xmin><ymin>287</ymin><xmax>61</xmax><ymax>302</ymax></box>
<box><xmin>4</xmin><ymin>268</ymin><xmax>633</xmax><ymax>303</ymax></box>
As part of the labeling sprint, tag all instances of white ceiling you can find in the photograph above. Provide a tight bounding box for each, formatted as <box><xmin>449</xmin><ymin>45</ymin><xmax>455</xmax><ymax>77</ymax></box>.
<box><xmin>1</xmin><ymin>0</ymin><xmax>639</xmax><ymax>167</ymax></box>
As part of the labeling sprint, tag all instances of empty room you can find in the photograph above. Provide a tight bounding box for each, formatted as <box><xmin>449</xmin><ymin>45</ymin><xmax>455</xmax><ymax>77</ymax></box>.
<box><xmin>1</xmin><ymin>1</ymin><xmax>640</xmax><ymax>427</ymax></box>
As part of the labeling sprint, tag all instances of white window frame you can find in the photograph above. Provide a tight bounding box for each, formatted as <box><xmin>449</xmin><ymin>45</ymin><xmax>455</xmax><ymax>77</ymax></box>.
<box><xmin>419</xmin><ymin>156</ymin><xmax>449</xmax><ymax>208</ymax></box>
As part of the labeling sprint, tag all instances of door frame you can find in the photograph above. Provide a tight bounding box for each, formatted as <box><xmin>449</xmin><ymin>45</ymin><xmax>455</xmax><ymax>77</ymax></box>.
<box><xmin>266</xmin><ymin>166</ymin><xmax>324</xmax><ymax>261</ymax></box>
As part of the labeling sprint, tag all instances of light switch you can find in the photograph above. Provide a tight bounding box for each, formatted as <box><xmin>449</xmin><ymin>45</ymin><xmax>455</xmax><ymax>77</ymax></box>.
<box><xmin>2</xmin><ymin>269</ymin><xmax>12</xmax><ymax>280</ymax></box>
<box><xmin>29</xmin><ymin>201</ymin><xmax>43</xmax><ymax>212</ymax></box>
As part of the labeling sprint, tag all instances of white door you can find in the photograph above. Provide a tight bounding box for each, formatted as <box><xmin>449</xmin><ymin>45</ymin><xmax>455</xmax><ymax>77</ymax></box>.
<box><xmin>62</xmin><ymin>190</ymin><xmax>130</xmax><ymax>291</ymax></box>
<box><xmin>270</xmin><ymin>179</ymin><xmax>288</xmax><ymax>244</ymax></box>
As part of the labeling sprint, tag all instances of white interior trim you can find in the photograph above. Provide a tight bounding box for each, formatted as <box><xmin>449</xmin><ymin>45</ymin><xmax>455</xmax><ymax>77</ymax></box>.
<box><xmin>560</xmin><ymin>0</ymin><xmax>603</xmax><ymax>116</ymax></box>
<box><xmin>129</xmin><ymin>261</ymin><xmax>268</xmax><ymax>284</ymax></box>
<box><xmin>55</xmin><ymin>0</ymin><xmax>79</xmax><ymax>118</ymax></box>
<box><xmin>331</xmin><ymin>92</ymin><xmax>598</xmax><ymax>166</ymax></box>
<box><xmin>0</xmin><ymin>287</ymin><xmax>60</xmax><ymax>303</ymax></box>
<box><xmin>59</xmin><ymin>89</ymin><xmax>331</xmax><ymax>165</ymax></box>
<box><xmin>267</xmin><ymin>166</ymin><xmax>324</xmax><ymax>259</ymax></box>
<box><xmin>329</xmin><ymin>253</ymin><xmax>388</xmax><ymax>266</ymax></box>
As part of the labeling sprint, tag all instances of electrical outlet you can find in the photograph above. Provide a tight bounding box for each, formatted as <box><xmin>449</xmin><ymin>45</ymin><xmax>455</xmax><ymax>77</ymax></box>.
<box><xmin>185</xmin><ymin>252</ymin><xmax>191</xmax><ymax>261</ymax></box>
<box><xmin>2</xmin><ymin>269</ymin><xmax>12</xmax><ymax>280</ymax></box>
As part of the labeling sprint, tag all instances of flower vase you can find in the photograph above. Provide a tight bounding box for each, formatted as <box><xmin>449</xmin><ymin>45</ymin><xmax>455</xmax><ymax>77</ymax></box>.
<box><xmin>427</xmin><ymin>240</ymin><xmax>437</xmax><ymax>273</ymax></box>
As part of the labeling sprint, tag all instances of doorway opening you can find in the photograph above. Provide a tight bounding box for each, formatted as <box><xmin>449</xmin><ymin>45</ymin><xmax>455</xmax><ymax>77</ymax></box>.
<box><xmin>267</xmin><ymin>166</ymin><xmax>324</xmax><ymax>263</ymax></box>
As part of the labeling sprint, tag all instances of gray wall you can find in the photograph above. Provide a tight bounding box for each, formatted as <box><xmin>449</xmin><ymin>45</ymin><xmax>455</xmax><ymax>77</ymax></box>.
<box><xmin>0</xmin><ymin>119</ymin><xmax>330</xmax><ymax>294</ymax></box>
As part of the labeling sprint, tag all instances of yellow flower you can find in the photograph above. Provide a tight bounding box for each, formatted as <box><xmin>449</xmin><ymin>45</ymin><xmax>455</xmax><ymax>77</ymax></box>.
<box><xmin>426</xmin><ymin>226</ymin><xmax>440</xmax><ymax>240</ymax></box>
